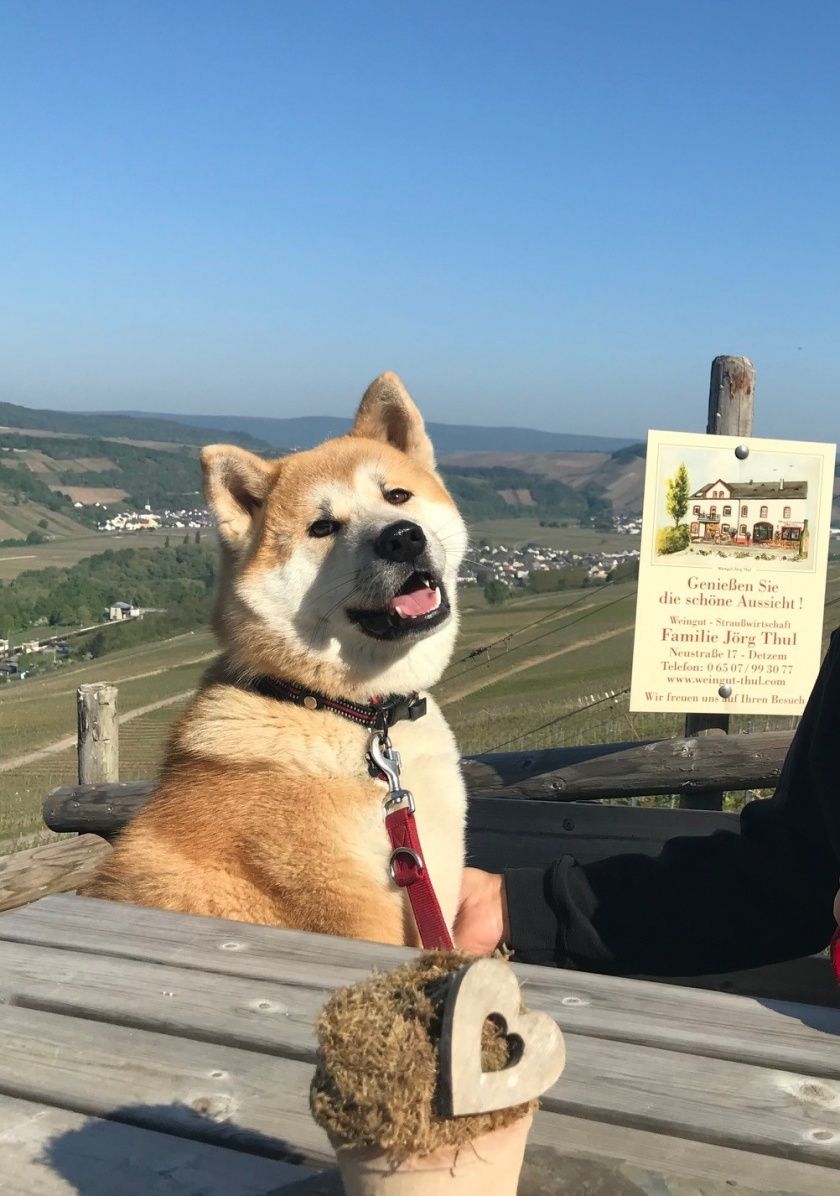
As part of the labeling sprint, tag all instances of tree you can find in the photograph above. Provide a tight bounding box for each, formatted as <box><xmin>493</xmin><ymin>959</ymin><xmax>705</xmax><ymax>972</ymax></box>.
<box><xmin>483</xmin><ymin>579</ymin><xmax>508</xmax><ymax>606</ymax></box>
<box><xmin>666</xmin><ymin>464</ymin><xmax>690</xmax><ymax>527</ymax></box>
<box><xmin>89</xmin><ymin>630</ymin><xmax>107</xmax><ymax>658</ymax></box>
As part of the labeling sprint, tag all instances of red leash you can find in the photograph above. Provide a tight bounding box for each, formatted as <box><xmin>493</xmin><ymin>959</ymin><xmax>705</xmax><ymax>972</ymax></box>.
<box><xmin>386</xmin><ymin>804</ymin><xmax>453</xmax><ymax>950</ymax></box>
<box><xmin>369</xmin><ymin>731</ymin><xmax>453</xmax><ymax>951</ymax></box>
<box><xmin>831</xmin><ymin>927</ymin><xmax>840</xmax><ymax>985</ymax></box>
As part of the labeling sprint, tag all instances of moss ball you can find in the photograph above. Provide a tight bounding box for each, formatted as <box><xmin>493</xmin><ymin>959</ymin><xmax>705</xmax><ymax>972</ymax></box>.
<box><xmin>309</xmin><ymin>951</ymin><xmax>536</xmax><ymax>1161</ymax></box>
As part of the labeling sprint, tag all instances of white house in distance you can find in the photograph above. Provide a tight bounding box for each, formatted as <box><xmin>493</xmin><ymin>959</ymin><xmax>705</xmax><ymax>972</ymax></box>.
<box><xmin>688</xmin><ymin>478</ymin><xmax>808</xmax><ymax>547</ymax></box>
<box><xmin>108</xmin><ymin>601</ymin><xmax>140</xmax><ymax>622</ymax></box>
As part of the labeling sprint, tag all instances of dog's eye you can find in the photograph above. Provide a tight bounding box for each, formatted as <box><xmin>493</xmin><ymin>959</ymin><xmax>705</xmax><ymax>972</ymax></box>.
<box><xmin>385</xmin><ymin>488</ymin><xmax>412</xmax><ymax>505</ymax></box>
<box><xmin>308</xmin><ymin>519</ymin><xmax>342</xmax><ymax>538</ymax></box>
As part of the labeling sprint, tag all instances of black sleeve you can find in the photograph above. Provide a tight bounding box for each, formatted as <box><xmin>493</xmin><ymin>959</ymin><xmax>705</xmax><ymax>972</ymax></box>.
<box><xmin>504</xmin><ymin>630</ymin><xmax>840</xmax><ymax>976</ymax></box>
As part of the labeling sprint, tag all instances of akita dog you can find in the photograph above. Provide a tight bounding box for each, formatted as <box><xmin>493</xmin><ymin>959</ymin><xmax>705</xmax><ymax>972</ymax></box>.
<box><xmin>83</xmin><ymin>373</ymin><xmax>468</xmax><ymax>946</ymax></box>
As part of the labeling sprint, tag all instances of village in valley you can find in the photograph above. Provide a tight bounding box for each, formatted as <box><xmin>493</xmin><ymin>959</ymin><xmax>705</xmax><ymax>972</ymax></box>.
<box><xmin>459</xmin><ymin>525</ymin><xmax>641</xmax><ymax>587</ymax></box>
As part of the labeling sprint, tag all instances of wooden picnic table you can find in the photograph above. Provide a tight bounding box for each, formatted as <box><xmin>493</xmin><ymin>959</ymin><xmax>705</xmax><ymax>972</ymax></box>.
<box><xmin>1</xmin><ymin>895</ymin><xmax>839</xmax><ymax>1195</ymax></box>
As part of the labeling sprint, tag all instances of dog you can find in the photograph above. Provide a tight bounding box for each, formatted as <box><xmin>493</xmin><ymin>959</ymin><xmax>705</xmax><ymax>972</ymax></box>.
<box><xmin>82</xmin><ymin>373</ymin><xmax>468</xmax><ymax>946</ymax></box>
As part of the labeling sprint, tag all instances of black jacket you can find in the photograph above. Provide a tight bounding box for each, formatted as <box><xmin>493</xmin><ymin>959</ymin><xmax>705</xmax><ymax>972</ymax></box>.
<box><xmin>505</xmin><ymin>629</ymin><xmax>840</xmax><ymax>976</ymax></box>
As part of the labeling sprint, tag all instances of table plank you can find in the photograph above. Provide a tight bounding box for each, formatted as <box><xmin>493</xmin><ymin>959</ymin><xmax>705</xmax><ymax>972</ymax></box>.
<box><xmin>1</xmin><ymin>976</ymin><xmax>839</xmax><ymax>1169</ymax></box>
<box><xmin>278</xmin><ymin>1107</ymin><xmax>840</xmax><ymax>1196</ymax></box>
<box><xmin>0</xmin><ymin>1004</ymin><xmax>331</xmax><ymax>1165</ymax></box>
<box><xmin>0</xmin><ymin>1094</ymin><xmax>310</xmax><ymax>1196</ymax></box>
<box><xmin>4</xmin><ymin>898</ymin><xmax>840</xmax><ymax>1077</ymax></box>
<box><xmin>0</xmin><ymin>893</ymin><xmax>415</xmax><ymax>987</ymax></box>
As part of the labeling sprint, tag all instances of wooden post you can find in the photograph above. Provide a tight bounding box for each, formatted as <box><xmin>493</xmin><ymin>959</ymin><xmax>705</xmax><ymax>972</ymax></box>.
<box><xmin>680</xmin><ymin>356</ymin><xmax>755</xmax><ymax>810</ymax></box>
<box><xmin>77</xmin><ymin>683</ymin><xmax>119</xmax><ymax>784</ymax></box>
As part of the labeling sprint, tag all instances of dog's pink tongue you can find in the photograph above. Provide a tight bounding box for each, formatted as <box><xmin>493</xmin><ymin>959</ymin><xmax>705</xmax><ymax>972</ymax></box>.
<box><xmin>389</xmin><ymin>587</ymin><xmax>438</xmax><ymax>618</ymax></box>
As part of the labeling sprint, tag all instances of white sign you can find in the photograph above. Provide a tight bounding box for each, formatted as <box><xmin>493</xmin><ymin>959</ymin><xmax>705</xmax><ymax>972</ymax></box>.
<box><xmin>630</xmin><ymin>430</ymin><xmax>836</xmax><ymax>716</ymax></box>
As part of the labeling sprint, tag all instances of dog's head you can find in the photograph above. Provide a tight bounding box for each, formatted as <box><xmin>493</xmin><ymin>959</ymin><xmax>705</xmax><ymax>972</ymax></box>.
<box><xmin>201</xmin><ymin>373</ymin><xmax>468</xmax><ymax>697</ymax></box>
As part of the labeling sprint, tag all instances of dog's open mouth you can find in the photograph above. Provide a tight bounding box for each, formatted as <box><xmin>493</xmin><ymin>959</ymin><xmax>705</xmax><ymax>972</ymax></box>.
<box><xmin>347</xmin><ymin>572</ymin><xmax>450</xmax><ymax>640</ymax></box>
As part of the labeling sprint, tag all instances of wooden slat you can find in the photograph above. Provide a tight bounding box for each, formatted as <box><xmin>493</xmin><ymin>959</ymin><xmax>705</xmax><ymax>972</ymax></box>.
<box><xmin>521</xmin><ymin>1110</ymin><xmax>840</xmax><ymax>1196</ymax></box>
<box><xmin>2</xmin><ymin>935</ymin><xmax>840</xmax><ymax>1079</ymax></box>
<box><xmin>0</xmin><ymin>893</ymin><xmax>414</xmax><ymax>987</ymax></box>
<box><xmin>0</xmin><ymin>836</ymin><xmax>113</xmax><ymax>913</ymax></box>
<box><xmin>6</xmin><ymin>895</ymin><xmax>839</xmax><ymax>1042</ymax></box>
<box><xmin>1</xmin><ymin>994</ymin><xmax>839</xmax><ymax>1170</ymax></box>
<box><xmin>43</xmin><ymin>780</ymin><xmax>154</xmax><ymax>836</ymax></box>
<box><xmin>467</xmin><ymin>798</ymin><xmax>737</xmax><ymax>869</ymax></box>
<box><xmin>4</xmin><ymin>1093</ymin><xmax>834</xmax><ymax>1196</ymax></box>
<box><xmin>0</xmin><ymin>1093</ymin><xmax>308</xmax><ymax>1196</ymax></box>
<box><xmin>463</xmin><ymin>730</ymin><xmax>792</xmax><ymax>800</ymax></box>
<box><xmin>6</xmin><ymin>1095</ymin><xmax>835</xmax><ymax>1196</ymax></box>
<box><xmin>277</xmin><ymin>1107</ymin><xmax>840</xmax><ymax>1196</ymax></box>
<box><xmin>41</xmin><ymin>730</ymin><xmax>793</xmax><ymax>835</ymax></box>
<box><xmin>0</xmin><ymin>1003</ymin><xmax>331</xmax><ymax>1164</ymax></box>
<box><xmin>664</xmin><ymin>955</ymin><xmax>840</xmax><ymax>1009</ymax></box>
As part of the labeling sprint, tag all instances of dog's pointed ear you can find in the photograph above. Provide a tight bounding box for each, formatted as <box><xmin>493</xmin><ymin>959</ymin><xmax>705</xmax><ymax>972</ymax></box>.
<box><xmin>351</xmin><ymin>372</ymin><xmax>435</xmax><ymax>469</ymax></box>
<box><xmin>200</xmin><ymin>445</ymin><xmax>274</xmax><ymax>546</ymax></box>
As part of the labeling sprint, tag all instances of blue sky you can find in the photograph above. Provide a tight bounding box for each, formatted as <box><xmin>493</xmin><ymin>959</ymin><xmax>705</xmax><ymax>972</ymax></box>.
<box><xmin>1</xmin><ymin>1</ymin><xmax>838</xmax><ymax>439</ymax></box>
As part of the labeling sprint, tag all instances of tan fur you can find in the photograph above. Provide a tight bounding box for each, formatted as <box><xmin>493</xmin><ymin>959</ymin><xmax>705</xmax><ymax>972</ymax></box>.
<box><xmin>83</xmin><ymin>374</ymin><xmax>468</xmax><ymax>946</ymax></box>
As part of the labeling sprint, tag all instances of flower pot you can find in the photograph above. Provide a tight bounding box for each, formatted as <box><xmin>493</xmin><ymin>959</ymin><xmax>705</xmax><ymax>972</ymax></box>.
<box><xmin>330</xmin><ymin>1112</ymin><xmax>532</xmax><ymax>1195</ymax></box>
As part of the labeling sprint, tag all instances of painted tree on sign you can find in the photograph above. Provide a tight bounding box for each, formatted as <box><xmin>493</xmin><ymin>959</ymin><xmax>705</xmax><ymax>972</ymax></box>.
<box><xmin>665</xmin><ymin>464</ymin><xmax>690</xmax><ymax>527</ymax></box>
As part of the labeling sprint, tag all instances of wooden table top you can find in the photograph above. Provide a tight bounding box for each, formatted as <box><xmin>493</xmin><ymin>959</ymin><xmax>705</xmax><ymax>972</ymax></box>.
<box><xmin>0</xmin><ymin>895</ymin><xmax>839</xmax><ymax>1195</ymax></box>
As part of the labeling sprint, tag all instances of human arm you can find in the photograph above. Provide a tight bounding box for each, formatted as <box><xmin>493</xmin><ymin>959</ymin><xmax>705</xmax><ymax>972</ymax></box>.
<box><xmin>457</xmin><ymin>631</ymin><xmax>840</xmax><ymax>976</ymax></box>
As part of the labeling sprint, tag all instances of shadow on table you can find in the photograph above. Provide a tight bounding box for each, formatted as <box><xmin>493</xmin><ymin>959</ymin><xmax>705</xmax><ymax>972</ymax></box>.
<box><xmin>757</xmin><ymin>995</ymin><xmax>840</xmax><ymax>1037</ymax></box>
<box><xmin>39</xmin><ymin>1101</ymin><xmax>310</xmax><ymax>1196</ymax></box>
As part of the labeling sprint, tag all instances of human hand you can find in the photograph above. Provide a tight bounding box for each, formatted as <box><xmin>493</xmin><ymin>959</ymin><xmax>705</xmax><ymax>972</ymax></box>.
<box><xmin>454</xmin><ymin>867</ymin><xmax>510</xmax><ymax>956</ymax></box>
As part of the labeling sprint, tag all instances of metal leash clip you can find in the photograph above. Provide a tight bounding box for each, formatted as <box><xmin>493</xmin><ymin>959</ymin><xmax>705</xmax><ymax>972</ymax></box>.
<box><xmin>368</xmin><ymin>731</ymin><xmax>416</xmax><ymax>816</ymax></box>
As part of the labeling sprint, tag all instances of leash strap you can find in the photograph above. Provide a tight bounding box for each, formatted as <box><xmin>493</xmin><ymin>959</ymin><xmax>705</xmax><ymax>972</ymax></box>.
<box><xmin>831</xmin><ymin>927</ymin><xmax>840</xmax><ymax>985</ymax></box>
<box><xmin>386</xmin><ymin>804</ymin><xmax>454</xmax><ymax>951</ymax></box>
<box><xmin>369</xmin><ymin>730</ymin><xmax>454</xmax><ymax>951</ymax></box>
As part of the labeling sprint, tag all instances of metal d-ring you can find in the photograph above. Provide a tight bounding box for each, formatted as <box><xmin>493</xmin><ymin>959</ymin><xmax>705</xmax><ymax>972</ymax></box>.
<box><xmin>389</xmin><ymin>847</ymin><xmax>425</xmax><ymax>883</ymax></box>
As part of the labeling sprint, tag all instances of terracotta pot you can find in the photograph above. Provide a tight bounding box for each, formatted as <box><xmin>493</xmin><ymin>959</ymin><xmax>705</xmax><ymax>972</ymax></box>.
<box><xmin>330</xmin><ymin>1113</ymin><xmax>532</xmax><ymax>1195</ymax></box>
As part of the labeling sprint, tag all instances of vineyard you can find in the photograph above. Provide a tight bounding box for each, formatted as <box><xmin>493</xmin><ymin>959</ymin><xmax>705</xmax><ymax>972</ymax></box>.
<box><xmin>3</xmin><ymin>562</ymin><xmax>839</xmax><ymax>854</ymax></box>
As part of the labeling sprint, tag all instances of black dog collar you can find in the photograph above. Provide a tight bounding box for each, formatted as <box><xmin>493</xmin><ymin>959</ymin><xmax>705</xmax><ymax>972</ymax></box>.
<box><xmin>237</xmin><ymin>675</ymin><xmax>427</xmax><ymax>733</ymax></box>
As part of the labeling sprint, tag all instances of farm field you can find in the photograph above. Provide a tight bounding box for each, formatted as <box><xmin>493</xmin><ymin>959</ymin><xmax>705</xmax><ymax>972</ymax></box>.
<box><xmin>0</xmin><ymin>493</ymin><xmax>88</xmax><ymax>544</ymax></box>
<box><xmin>2</xmin><ymin>563</ymin><xmax>839</xmax><ymax>851</ymax></box>
<box><xmin>0</xmin><ymin>527</ymin><xmax>186</xmax><ymax>580</ymax></box>
<box><xmin>467</xmin><ymin>516</ymin><xmax>639</xmax><ymax>554</ymax></box>
<box><xmin>0</xmin><ymin>629</ymin><xmax>216</xmax><ymax>848</ymax></box>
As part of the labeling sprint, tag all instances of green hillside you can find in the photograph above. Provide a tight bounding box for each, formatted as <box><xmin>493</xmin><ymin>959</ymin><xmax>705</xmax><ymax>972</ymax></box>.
<box><xmin>0</xmin><ymin>541</ymin><xmax>215</xmax><ymax>639</ymax></box>
<box><xmin>0</xmin><ymin>486</ymin><xmax>88</xmax><ymax>543</ymax></box>
<box><xmin>0</xmin><ymin>456</ymin><xmax>97</xmax><ymax>540</ymax></box>
<box><xmin>440</xmin><ymin>464</ymin><xmax>612</xmax><ymax>525</ymax></box>
<box><xmin>1</xmin><ymin>433</ymin><xmax>205</xmax><ymax>510</ymax></box>
<box><xmin>0</xmin><ymin>400</ymin><xmax>267</xmax><ymax>449</ymax></box>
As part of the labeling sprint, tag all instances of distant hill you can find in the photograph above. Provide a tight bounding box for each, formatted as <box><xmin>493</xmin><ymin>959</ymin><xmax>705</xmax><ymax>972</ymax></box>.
<box><xmin>0</xmin><ymin>401</ymin><xmax>266</xmax><ymax>450</ymax></box>
<box><xmin>0</xmin><ymin>432</ymin><xmax>209</xmax><ymax>512</ymax></box>
<box><xmin>442</xmin><ymin>450</ymin><xmax>648</xmax><ymax>514</ymax></box>
<box><xmin>115</xmin><ymin>411</ymin><xmax>637</xmax><ymax>455</ymax></box>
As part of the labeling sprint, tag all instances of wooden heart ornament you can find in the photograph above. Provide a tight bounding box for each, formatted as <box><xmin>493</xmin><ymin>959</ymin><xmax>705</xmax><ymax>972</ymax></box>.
<box><xmin>438</xmin><ymin>958</ymin><xmax>566</xmax><ymax>1116</ymax></box>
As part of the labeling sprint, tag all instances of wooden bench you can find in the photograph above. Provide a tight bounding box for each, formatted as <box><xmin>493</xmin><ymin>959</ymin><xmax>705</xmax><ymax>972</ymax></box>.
<box><xmin>18</xmin><ymin>724</ymin><xmax>835</xmax><ymax>1010</ymax></box>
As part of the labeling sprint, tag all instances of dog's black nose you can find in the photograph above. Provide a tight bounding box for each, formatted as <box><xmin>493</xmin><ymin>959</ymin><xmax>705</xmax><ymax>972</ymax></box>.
<box><xmin>374</xmin><ymin>520</ymin><xmax>427</xmax><ymax>564</ymax></box>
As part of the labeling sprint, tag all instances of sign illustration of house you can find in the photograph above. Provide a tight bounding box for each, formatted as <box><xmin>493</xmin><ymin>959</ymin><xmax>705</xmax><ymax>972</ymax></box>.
<box><xmin>688</xmin><ymin>478</ymin><xmax>808</xmax><ymax>545</ymax></box>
